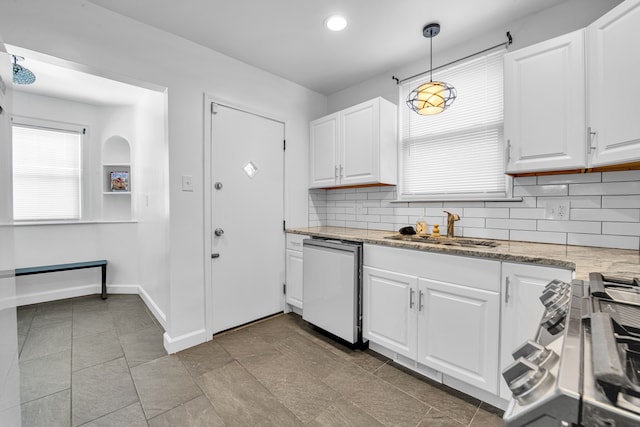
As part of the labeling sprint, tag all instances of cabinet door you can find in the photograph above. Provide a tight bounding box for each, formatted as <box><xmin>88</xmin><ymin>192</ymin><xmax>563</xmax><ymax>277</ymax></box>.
<box><xmin>309</xmin><ymin>113</ymin><xmax>339</xmax><ymax>188</ymax></box>
<box><xmin>285</xmin><ymin>249</ymin><xmax>303</xmax><ymax>309</ymax></box>
<box><xmin>363</xmin><ymin>266</ymin><xmax>417</xmax><ymax>359</ymax></box>
<box><xmin>588</xmin><ymin>0</ymin><xmax>640</xmax><ymax>167</ymax></box>
<box><xmin>340</xmin><ymin>99</ymin><xmax>379</xmax><ymax>186</ymax></box>
<box><xmin>499</xmin><ymin>263</ymin><xmax>572</xmax><ymax>400</ymax></box>
<box><xmin>504</xmin><ymin>30</ymin><xmax>586</xmax><ymax>173</ymax></box>
<box><xmin>417</xmin><ymin>278</ymin><xmax>500</xmax><ymax>393</ymax></box>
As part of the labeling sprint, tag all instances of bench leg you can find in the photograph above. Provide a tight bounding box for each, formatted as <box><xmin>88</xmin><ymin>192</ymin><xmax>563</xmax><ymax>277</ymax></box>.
<box><xmin>101</xmin><ymin>265</ymin><xmax>108</xmax><ymax>300</ymax></box>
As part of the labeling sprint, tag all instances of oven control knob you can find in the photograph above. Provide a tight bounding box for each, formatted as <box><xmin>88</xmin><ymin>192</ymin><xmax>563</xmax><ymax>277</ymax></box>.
<box><xmin>540</xmin><ymin>287</ymin><xmax>569</xmax><ymax>308</ymax></box>
<box><xmin>512</xmin><ymin>340</ymin><xmax>558</xmax><ymax>368</ymax></box>
<box><xmin>502</xmin><ymin>358</ymin><xmax>554</xmax><ymax>404</ymax></box>
<box><xmin>541</xmin><ymin>305</ymin><xmax>568</xmax><ymax>335</ymax></box>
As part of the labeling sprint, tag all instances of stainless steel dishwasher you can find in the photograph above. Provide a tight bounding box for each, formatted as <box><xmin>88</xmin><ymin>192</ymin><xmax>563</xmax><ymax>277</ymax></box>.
<box><xmin>302</xmin><ymin>238</ymin><xmax>363</xmax><ymax>345</ymax></box>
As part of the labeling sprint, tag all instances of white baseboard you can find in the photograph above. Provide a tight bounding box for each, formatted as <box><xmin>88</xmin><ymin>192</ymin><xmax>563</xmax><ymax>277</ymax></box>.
<box><xmin>163</xmin><ymin>328</ymin><xmax>207</xmax><ymax>354</ymax></box>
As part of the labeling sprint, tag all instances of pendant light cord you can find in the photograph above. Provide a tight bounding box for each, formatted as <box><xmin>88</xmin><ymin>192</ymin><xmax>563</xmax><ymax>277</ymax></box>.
<box><xmin>429</xmin><ymin>34</ymin><xmax>433</xmax><ymax>83</ymax></box>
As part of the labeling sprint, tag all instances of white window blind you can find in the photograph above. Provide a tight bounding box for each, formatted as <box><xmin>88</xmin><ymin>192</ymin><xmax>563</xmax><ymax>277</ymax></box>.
<box><xmin>12</xmin><ymin>124</ymin><xmax>82</xmax><ymax>221</ymax></box>
<box><xmin>399</xmin><ymin>49</ymin><xmax>507</xmax><ymax>199</ymax></box>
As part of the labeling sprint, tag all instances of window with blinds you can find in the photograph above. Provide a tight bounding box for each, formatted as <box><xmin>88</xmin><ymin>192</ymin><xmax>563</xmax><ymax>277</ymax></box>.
<box><xmin>399</xmin><ymin>49</ymin><xmax>508</xmax><ymax>200</ymax></box>
<box><xmin>12</xmin><ymin>122</ymin><xmax>83</xmax><ymax>221</ymax></box>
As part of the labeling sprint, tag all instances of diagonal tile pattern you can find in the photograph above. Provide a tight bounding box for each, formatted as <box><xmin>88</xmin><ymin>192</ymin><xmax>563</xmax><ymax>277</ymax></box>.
<box><xmin>17</xmin><ymin>295</ymin><xmax>504</xmax><ymax>426</ymax></box>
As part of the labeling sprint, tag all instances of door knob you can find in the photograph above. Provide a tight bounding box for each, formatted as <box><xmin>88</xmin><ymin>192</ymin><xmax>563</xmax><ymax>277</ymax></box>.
<box><xmin>214</xmin><ymin>228</ymin><xmax>224</xmax><ymax>236</ymax></box>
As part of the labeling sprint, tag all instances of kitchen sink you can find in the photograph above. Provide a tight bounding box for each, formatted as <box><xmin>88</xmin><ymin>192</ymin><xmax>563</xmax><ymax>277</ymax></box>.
<box><xmin>384</xmin><ymin>234</ymin><xmax>500</xmax><ymax>248</ymax></box>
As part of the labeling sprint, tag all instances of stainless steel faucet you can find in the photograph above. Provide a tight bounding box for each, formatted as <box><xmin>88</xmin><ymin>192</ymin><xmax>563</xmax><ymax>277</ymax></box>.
<box><xmin>444</xmin><ymin>211</ymin><xmax>461</xmax><ymax>238</ymax></box>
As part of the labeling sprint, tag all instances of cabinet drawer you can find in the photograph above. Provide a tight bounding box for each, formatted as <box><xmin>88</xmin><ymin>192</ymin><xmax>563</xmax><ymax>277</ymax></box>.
<box><xmin>286</xmin><ymin>233</ymin><xmax>307</xmax><ymax>251</ymax></box>
<box><xmin>364</xmin><ymin>244</ymin><xmax>500</xmax><ymax>292</ymax></box>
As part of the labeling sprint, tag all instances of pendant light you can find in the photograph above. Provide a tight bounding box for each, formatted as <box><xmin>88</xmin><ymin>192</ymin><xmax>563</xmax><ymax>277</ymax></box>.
<box><xmin>406</xmin><ymin>23</ymin><xmax>456</xmax><ymax>115</ymax></box>
<box><xmin>12</xmin><ymin>55</ymin><xmax>36</xmax><ymax>85</ymax></box>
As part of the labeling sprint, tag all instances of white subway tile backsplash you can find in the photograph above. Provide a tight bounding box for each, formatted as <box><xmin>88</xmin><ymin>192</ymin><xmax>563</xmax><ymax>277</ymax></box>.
<box><xmin>603</xmin><ymin>196</ymin><xmax>640</xmax><ymax>208</ymax></box>
<box><xmin>568</xmin><ymin>233</ymin><xmax>639</xmax><ymax>250</ymax></box>
<box><xmin>509</xmin><ymin>208</ymin><xmax>545</xmax><ymax>219</ymax></box>
<box><xmin>368</xmin><ymin>207</ymin><xmax>394</xmax><ymax>215</ymax></box>
<box><xmin>571</xmin><ymin>208</ymin><xmax>640</xmax><ymax>222</ymax></box>
<box><xmin>335</xmin><ymin>214</ymin><xmax>356</xmax><ymax>221</ymax></box>
<box><xmin>308</xmin><ymin>171</ymin><xmax>640</xmax><ymax>250</ymax></box>
<box><xmin>514</xmin><ymin>176</ymin><xmax>537</xmax><ymax>186</ymax></box>
<box><xmin>394</xmin><ymin>207</ymin><xmax>425</xmax><ymax>216</ymax></box>
<box><xmin>486</xmin><ymin>218</ymin><xmax>537</xmax><ymax>230</ymax></box>
<box><xmin>602</xmin><ymin>222</ymin><xmax>640</xmax><ymax>236</ymax></box>
<box><xmin>603</xmin><ymin>171</ymin><xmax>640</xmax><ymax>182</ymax></box>
<box><xmin>464</xmin><ymin>208</ymin><xmax>509</xmax><ymax>218</ymax></box>
<box><xmin>570</xmin><ymin>181</ymin><xmax>640</xmax><ymax>196</ymax></box>
<box><xmin>537</xmin><ymin>173</ymin><xmax>602</xmax><ymax>185</ymax></box>
<box><xmin>513</xmin><ymin>184</ymin><xmax>568</xmax><ymax>197</ymax></box>
<box><xmin>457</xmin><ymin>217</ymin><xmax>486</xmax><ymax>228</ymax></box>
<box><xmin>537</xmin><ymin>220</ymin><xmax>601</xmax><ymax>234</ymax></box>
<box><xmin>381</xmin><ymin>215</ymin><xmax>405</xmax><ymax>224</ymax></box>
<box><xmin>327</xmin><ymin>192</ymin><xmax>347</xmax><ymax>200</ymax></box>
<box><xmin>510</xmin><ymin>230</ymin><xmax>567</xmax><ymax>245</ymax></box>
<box><xmin>537</xmin><ymin>196</ymin><xmax>601</xmax><ymax>209</ymax></box>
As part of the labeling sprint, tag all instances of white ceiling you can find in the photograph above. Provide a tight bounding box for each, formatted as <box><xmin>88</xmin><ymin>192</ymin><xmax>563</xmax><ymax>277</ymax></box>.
<box><xmin>86</xmin><ymin>0</ymin><xmax>568</xmax><ymax>95</ymax></box>
<box><xmin>9</xmin><ymin>45</ymin><xmax>157</xmax><ymax>107</ymax></box>
<box><xmin>10</xmin><ymin>0</ymin><xmax>569</xmax><ymax>104</ymax></box>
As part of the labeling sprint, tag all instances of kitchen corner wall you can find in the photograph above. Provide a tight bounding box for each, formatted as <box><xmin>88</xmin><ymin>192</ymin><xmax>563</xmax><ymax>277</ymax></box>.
<box><xmin>309</xmin><ymin>170</ymin><xmax>640</xmax><ymax>250</ymax></box>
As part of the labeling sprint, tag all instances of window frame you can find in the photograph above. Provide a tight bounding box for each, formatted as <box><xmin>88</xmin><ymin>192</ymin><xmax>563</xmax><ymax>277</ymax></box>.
<box><xmin>397</xmin><ymin>48</ymin><xmax>513</xmax><ymax>202</ymax></box>
<box><xmin>12</xmin><ymin>116</ymin><xmax>88</xmax><ymax>222</ymax></box>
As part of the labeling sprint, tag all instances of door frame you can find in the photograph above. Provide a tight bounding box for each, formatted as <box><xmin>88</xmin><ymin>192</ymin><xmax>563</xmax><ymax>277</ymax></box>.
<box><xmin>202</xmin><ymin>93</ymin><xmax>287</xmax><ymax>339</ymax></box>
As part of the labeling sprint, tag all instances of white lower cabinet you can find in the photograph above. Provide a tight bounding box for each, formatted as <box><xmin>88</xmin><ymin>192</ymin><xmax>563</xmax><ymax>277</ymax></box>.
<box><xmin>285</xmin><ymin>234</ymin><xmax>307</xmax><ymax>309</ymax></box>
<box><xmin>363</xmin><ymin>244</ymin><xmax>501</xmax><ymax>395</ymax></box>
<box><xmin>499</xmin><ymin>262</ymin><xmax>572</xmax><ymax>400</ymax></box>
<box><xmin>363</xmin><ymin>267</ymin><xmax>418</xmax><ymax>359</ymax></box>
<box><xmin>417</xmin><ymin>278</ymin><xmax>500</xmax><ymax>393</ymax></box>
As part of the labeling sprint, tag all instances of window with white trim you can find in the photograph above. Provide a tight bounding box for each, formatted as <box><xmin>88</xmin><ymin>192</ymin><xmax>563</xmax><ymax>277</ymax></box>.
<box><xmin>12</xmin><ymin>119</ymin><xmax>84</xmax><ymax>221</ymax></box>
<box><xmin>399</xmin><ymin>49</ymin><xmax>508</xmax><ymax>200</ymax></box>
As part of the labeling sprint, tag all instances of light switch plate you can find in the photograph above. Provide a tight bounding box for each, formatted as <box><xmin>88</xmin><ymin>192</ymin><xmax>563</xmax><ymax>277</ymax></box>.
<box><xmin>182</xmin><ymin>175</ymin><xmax>194</xmax><ymax>191</ymax></box>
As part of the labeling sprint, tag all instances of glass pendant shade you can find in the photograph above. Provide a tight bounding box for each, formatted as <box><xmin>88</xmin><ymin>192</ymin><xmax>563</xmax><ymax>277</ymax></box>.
<box><xmin>407</xmin><ymin>81</ymin><xmax>457</xmax><ymax>115</ymax></box>
<box><xmin>12</xmin><ymin>56</ymin><xmax>36</xmax><ymax>85</ymax></box>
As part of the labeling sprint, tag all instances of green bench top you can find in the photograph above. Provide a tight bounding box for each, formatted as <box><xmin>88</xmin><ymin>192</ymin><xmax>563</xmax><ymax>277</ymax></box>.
<box><xmin>16</xmin><ymin>260</ymin><xmax>108</xmax><ymax>275</ymax></box>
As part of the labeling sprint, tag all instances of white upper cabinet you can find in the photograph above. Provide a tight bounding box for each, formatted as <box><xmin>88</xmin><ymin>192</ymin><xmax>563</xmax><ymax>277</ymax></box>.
<box><xmin>505</xmin><ymin>30</ymin><xmax>587</xmax><ymax>174</ymax></box>
<box><xmin>587</xmin><ymin>0</ymin><xmax>640</xmax><ymax>167</ymax></box>
<box><xmin>309</xmin><ymin>113</ymin><xmax>339</xmax><ymax>188</ymax></box>
<box><xmin>309</xmin><ymin>97</ymin><xmax>397</xmax><ymax>188</ymax></box>
<box><xmin>505</xmin><ymin>0</ymin><xmax>640</xmax><ymax>174</ymax></box>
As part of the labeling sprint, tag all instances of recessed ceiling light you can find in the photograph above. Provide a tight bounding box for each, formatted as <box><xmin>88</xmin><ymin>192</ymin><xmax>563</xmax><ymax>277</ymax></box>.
<box><xmin>325</xmin><ymin>15</ymin><xmax>347</xmax><ymax>32</ymax></box>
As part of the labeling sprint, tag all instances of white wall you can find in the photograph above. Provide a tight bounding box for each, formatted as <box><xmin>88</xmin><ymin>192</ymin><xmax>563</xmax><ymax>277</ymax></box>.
<box><xmin>326</xmin><ymin>0</ymin><xmax>622</xmax><ymax>112</ymax></box>
<box><xmin>0</xmin><ymin>0</ymin><xmax>326</xmax><ymax>352</ymax></box>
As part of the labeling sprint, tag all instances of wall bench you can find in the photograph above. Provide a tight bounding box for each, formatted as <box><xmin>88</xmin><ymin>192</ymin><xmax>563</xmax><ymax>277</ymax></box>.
<box><xmin>15</xmin><ymin>260</ymin><xmax>108</xmax><ymax>299</ymax></box>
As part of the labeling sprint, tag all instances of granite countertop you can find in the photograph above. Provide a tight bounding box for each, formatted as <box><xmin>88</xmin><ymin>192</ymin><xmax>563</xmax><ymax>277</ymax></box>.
<box><xmin>286</xmin><ymin>226</ymin><xmax>640</xmax><ymax>280</ymax></box>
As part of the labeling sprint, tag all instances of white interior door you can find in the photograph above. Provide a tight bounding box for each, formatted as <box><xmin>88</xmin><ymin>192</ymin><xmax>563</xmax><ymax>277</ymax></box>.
<box><xmin>210</xmin><ymin>103</ymin><xmax>284</xmax><ymax>334</ymax></box>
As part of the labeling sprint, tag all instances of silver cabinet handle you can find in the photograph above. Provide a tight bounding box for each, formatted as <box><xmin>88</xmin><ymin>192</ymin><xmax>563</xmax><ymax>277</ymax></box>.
<box><xmin>418</xmin><ymin>290</ymin><xmax>424</xmax><ymax>311</ymax></box>
<box><xmin>505</xmin><ymin>276</ymin><xmax>511</xmax><ymax>304</ymax></box>
<box><xmin>587</xmin><ymin>127</ymin><xmax>597</xmax><ymax>153</ymax></box>
<box><xmin>505</xmin><ymin>139</ymin><xmax>511</xmax><ymax>165</ymax></box>
<box><xmin>409</xmin><ymin>288</ymin><xmax>415</xmax><ymax>309</ymax></box>
<box><xmin>335</xmin><ymin>165</ymin><xmax>339</xmax><ymax>179</ymax></box>
<box><xmin>339</xmin><ymin>165</ymin><xmax>343</xmax><ymax>177</ymax></box>
<box><xmin>214</xmin><ymin>228</ymin><xmax>224</xmax><ymax>236</ymax></box>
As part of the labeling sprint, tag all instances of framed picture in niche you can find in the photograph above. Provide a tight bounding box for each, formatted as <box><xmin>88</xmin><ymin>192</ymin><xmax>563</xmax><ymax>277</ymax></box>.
<box><xmin>110</xmin><ymin>171</ymin><xmax>129</xmax><ymax>192</ymax></box>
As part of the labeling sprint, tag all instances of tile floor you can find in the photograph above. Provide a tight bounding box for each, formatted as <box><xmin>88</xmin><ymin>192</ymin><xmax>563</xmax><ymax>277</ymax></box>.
<box><xmin>17</xmin><ymin>294</ymin><xmax>504</xmax><ymax>426</ymax></box>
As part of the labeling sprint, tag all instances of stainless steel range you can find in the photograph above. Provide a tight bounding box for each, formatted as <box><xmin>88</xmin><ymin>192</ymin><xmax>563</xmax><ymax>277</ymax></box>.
<box><xmin>502</xmin><ymin>272</ymin><xmax>640</xmax><ymax>426</ymax></box>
